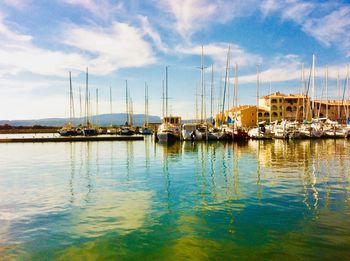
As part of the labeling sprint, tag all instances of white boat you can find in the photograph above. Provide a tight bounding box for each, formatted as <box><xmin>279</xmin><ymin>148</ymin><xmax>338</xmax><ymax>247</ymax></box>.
<box><xmin>157</xmin><ymin>120</ymin><xmax>181</xmax><ymax>142</ymax></box>
<box><xmin>156</xmin><ymin>67</ymin><xmax>181</xmax><ymax>143</ymax></box>
<box><xmin>207</xmin><ymin>128</ymin><xmax>227</xmax><ymax>140</ymax></box>
<box><xmin>248</xmin><ymin>122</ymin><xmax>272</xmax><ymax>139</ymax></box>
<box><xmin>299</xmin><ymin>123</ymin><xmax>323</xmax><ymax>138</ymax></box>
<box><xmin>181</xmin><ymin>123</ymin><xmax>198</xmax><ymax>141</ymax></box>
<box><xmin>272</xmin><ymin>120</ymin><xmax>288</xmax><ymax>139</ymax></box>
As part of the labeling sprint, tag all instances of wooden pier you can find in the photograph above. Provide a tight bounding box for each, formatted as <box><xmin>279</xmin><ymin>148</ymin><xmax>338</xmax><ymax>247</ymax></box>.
<box><xmin>0</xmin><ymin>135</ymin><xmax>144</xmax><ymax>143</ymax></box>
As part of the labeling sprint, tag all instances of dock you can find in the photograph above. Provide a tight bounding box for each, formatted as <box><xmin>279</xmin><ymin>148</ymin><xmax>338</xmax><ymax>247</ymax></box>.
<box><xmin>0</xmin><ymin>135</ymin><xmax>144</xmax><ymax>143</ymax></box>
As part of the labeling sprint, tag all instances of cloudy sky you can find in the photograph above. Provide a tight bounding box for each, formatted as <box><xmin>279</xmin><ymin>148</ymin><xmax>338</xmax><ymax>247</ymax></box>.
<box><xmin>0</xmin><ymin>0</ymin><xmax>349</xmax><ymax>120</ymax></box>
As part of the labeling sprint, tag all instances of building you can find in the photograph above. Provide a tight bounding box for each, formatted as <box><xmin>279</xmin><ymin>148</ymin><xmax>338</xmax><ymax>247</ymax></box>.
<box><xmin>259</xmin><ymin>92</ymin><xmax>310</xmax><ymax>122</ymax></box>
<box><xmin>216</xmin><ymin>105</ymin><xmax>270</xmax><ymax>128</ymax></box>
<box><xmin>314</xmin><ymin>100</ymin><xmax>350</xmax><ymax>123</ymax></box>
<box><xmin>215</xmin><ymin>91</ymin><xmax>350</xmax><ymax>128</ymax></box>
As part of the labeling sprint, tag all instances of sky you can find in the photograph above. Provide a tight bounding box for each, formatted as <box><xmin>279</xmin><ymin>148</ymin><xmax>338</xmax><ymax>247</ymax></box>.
<box><xmin>0</xmin><ymin>0</ymin><xmax>349</xmax><ymax>120</ymax></box>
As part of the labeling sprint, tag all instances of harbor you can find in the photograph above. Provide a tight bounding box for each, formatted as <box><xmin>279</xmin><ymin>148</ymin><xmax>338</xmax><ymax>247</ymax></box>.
<box><xmin>1</xmin><ymin>1</ymin><xmax>350</xmax><ymax>259</ymax></box>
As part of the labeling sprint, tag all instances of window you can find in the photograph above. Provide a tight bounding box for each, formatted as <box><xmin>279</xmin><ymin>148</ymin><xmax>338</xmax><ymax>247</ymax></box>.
<box><xmin>272</xmin><ymin>112</ymin><xmax>278</xmax><ymax>117</ymax></box>
<box><xmin>264</xmin><ymin>112</ymin><xmax>270</xmax><ymax>117</ymax></box>
<box><xmin>271</xmin><ymin>99</ymin><xmax>277</xmax><ymax>103</ymax></box>
<box><xmin>280</xmin><ymin>112</ymin><xmax>282</xmax><ymax>116</ymax></box>
<box><xmin>279</xmin><ymin>99</ymin><xmax>282</xmax><ymax>102</ymax></box>
<box><xmin>286</xmin><ymin>106</ymin><xmax>292</xmax><ymax>112</ymax></box>
<box><xmin>258</xmin><ymin>112</ymin><xmax>262</xmax><ymax>117</ymax></box>
<box><xmin>271</xmin><ymin>105</ymin><xmax>278</xmax><ymax>110</ymax></box>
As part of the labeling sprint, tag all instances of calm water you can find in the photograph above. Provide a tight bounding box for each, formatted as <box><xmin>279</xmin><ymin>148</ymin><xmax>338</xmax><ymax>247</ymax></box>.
<box><xmin>0</xmin><ymin>137</ymin><xmax>350</xmax><ymax>260</ymax></box>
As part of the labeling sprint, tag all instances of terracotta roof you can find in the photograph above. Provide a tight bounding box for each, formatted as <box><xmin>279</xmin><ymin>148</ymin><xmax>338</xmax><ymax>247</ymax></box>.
<box><xmin>261</xmin><ymin>91</ymin><xmax>287</xmax><ymax>99</ymax></box>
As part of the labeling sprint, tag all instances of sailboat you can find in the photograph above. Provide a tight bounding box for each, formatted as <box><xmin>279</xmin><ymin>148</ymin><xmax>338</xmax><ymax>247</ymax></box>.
<box><xmin>208</xmin><ymin>46</ymin><xmax>231</xmax><ymax>141</ymax></box>
<box><xmin>59</xmin><ymin>71</ymin><xmax>78</xmax><ymax>136</ymax></box>
<box><xmin>107</xmin><ymin>86</ymin><xmax>117</xmax><ymax>134</ymax></box>
<box><xmin>157</xmin><ymin>66</ymin><xmax>181</xmax><ymax>142</ymax></box>
<box><xmin>82</xmin><ymin>68</ymin><xmax>97</xmax><ymax>136</ymax></box>
<box><xmin>231</xmin><ymin>63</ymin><xmax>249</xmax><ymax>141</ymax></box>
<box><xmin>248</xmin><ymin>65</ymin><xmax>272</xmax><ymax>139</ymax></box>
<box><xmin>120</xmin><ymin>80</ymin><xmax>135</xmax><ymax>135</ymax></box>
<box><xmin>141</xmin><ymin>82</ymin><xmax>153</xmax><ymax>135</ymax></box>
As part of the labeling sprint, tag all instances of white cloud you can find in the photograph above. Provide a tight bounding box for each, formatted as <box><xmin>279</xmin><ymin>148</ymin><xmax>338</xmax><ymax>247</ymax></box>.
<box><xmin>0</xmin><ymin>12</ymin><xmax>157</xmax><ymax>77</ymax></box>
<box><xmin>61</xmin><ymin>0</ymin><xmax>123</xmax><ymax>19</ymax></box>
<box><xmin>260</xmin><ymin>1</ymin><xmax>350</xmax><ymax>56</ymax></box>
<box><xmin>261</xmin><ymin>0</ymin><xmax>314</xmax><ymax>23</ymax></box>
<box><xmin>302</xmin><ymin>5</ymin><xmax>350</xmax><ymax>56</ymax></box>
<box><xmin>62</xmin><ymin>22</ymin><xmax>156</xmax><ymax>74</ymax></box>
<box><xmin>0</xmin><ymin>13</ymin><xmax>88</xmax><ymax>77</ymax></box>
<box><xmin>239</xmin><ymin>54</ymin><xmax>350</xmax><ymax>84</ymax></box>
<box><xmin>239</xmin><ymin>54</ymin><xmax>302</xmax><ymax>84</ymax></box>
<box><xmin>155</xmin><ymin>0</ymin><xmax>257</xmax><ymax>39</ymax></box>
<box><xmin>138</xmin><ymin>15</ymin><xmax>169</xmax><ymax>53</ymax></box>
<box><xmin>176</xmin><ymin>43</ymin><xmax>262</xmax><ymax>69</ymax></box>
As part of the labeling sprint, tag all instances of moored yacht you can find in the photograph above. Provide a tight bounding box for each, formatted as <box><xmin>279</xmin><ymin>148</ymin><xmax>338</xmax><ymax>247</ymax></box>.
<box><xmin>157</xmin><ymin>116</ymin><xmax>181</xmax><ymax>142</ymax></box>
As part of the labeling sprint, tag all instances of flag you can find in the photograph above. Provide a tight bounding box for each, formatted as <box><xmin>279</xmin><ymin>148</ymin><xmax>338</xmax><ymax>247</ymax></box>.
<box><xmin>347</xmin><ymin>118</ymin><xmax>350</xmax><ymax>126</ymax></box>
<box><xmin>227</xmin><ymin>116</ymin><xmax>232</xmax><ymax>123</ymax></box>
<box><xmin>212</xmin><ymin>118</ymin><xmax>215</xmax><ymax>125</ymax></box>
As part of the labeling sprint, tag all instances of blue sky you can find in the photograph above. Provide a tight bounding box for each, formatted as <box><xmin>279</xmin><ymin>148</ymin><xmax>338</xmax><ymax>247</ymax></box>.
<box><xmin>0</xmin><ymin>0</ymin><xmax>349</xmax><ymax>120</ymax></box>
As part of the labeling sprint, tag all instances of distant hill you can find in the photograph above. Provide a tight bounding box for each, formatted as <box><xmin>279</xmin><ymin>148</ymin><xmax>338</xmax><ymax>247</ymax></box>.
<box><xmin>0</xmin><ymin>113</ymin><xmax>162</xmax><ymax>127</ymax></box>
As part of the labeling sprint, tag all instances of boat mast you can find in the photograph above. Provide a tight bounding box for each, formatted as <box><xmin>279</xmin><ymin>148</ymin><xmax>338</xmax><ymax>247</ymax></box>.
<box><xmin>165</xmin><ymin>66</ymin><xmax>168</xmax><ymax>118</ymax></box>
<box><xmin>69</xmin><ymin>71</ymin><xmax>74</xmax><ymax>125</ymax></box>
<box><xmin>88</xmin><ymin>90</ymin><xmax>91</xmax><ymax>125</ymax></box>
<box><xmin>79</xmin><ymin>86</ymin><xmax>82</xmax><ymax>125</ymax></box>
<box><xmin>227</xmin><ymin>49</ymin><xmax>231</xmax><ymax>112</ymax></box>
<box><xmin>200</xmin><ymin>45</ymin><xmax>205</xmax><ymax>124</ymax></box>
<box><xmin>347</xmin><ymin>65</ymin><xmax>349</xmax><ymax>122</ymax></box>
<box><xmin>221</xmin><ymin>45</ymin><xmax>230</xmax><ymax>124</ymax></box>
<box><xmin>130</xmin><ymin>97</ymin><xmax>133</xmax><ymax>126</ymax></box>
<box><xmin>256</xmin><ymin>64</ymin><xmax>260</xmax><ymax>126</ymax></box>
<box><xmin>337</xmin><ymin>71</ymin><xmax>340</xmax><ymax>121</ymax></box>
<box><xmin>125</xmin><ymin>80</ymin><xmax>129</xmax><ymax>125</ymax></box>
<box><xmin>311</xmin><ymin>54</ymin><xmax>315</xmax><ymax>118</ymax></box>
<box><xmin>195</xmin><ymin>83</ymin><xmax>198</xmax><ymax>124</ymax></box>
<box><xmin>162</xmin><ymin>80</ymin><xmax>165</xmax><ymax>119</ymax></box>
<box><xmin>109</xmin><ymin>86</ymin><xmax>113</xmax><ymax>126</ymax></box>
<box><xmin>144</xmin><ymin>82</ymin><xmax>149</xmax><ymax>127</ymax></box>
<box><xmin>96</xmin><ymin>88</ymin><xmax>99</xmax><ymax>127</ymax></box>
<box><xmin>234</xmin><ymin>63</ymin><xmax>238</xmax><ymax>109</ymax></box>
<box><xmin>302</xmin><ymin>63</ymin><xmax>305</xmax><ymax>121</ymax></box>
<box><xmin>85</xmin><ymin>67</ymin><xmax>89</xmax><ymax>127</ymax></box>
<box><xmin>210</xmin><ymin>64</ymin><xmax>214</xmax><ymax>125</ymax></box>
<box><xmin>326</xmin><ymin>65</ymin><xmax>328</xmax><ymax>119</ymax></box>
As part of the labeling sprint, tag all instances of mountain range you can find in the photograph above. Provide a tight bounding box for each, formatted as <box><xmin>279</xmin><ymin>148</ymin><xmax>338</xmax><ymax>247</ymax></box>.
<box><xmin>0</xmin><ymin>113</ymin><xmax>162</xmax><ymax>127</ymax></box>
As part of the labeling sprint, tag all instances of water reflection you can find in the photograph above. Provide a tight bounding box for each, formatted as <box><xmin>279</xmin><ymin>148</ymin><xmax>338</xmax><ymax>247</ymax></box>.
<box><xmin>0</xmin><ymin>138</ymin><xmax>350</xmax><ymax>259</ymax></box>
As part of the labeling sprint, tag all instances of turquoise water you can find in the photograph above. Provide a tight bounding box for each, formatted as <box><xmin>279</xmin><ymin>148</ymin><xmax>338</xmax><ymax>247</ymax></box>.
<box><xmin>1</xmin><ymin>137</ymin><xmax>350</xmax><ymax>260</ymax></box>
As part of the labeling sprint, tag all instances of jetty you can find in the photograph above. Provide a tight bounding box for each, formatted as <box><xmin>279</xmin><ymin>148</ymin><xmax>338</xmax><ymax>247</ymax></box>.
<box><xmin>0</xmin><ymin>135</ymin><xmax>144</xmax><ymax>143</ymax></box>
